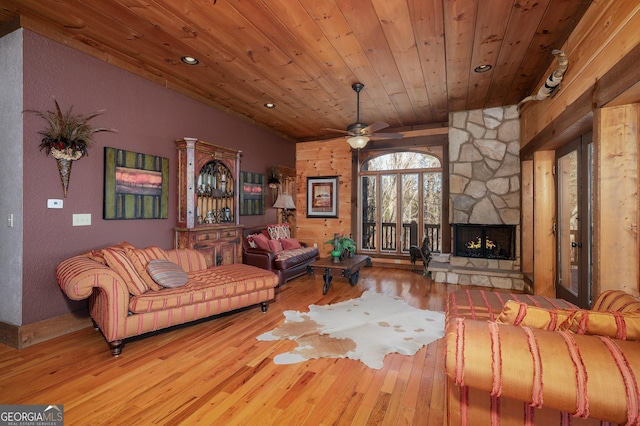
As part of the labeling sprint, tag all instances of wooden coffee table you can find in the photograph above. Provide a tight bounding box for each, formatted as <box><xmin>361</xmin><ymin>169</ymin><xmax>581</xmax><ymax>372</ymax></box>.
<box><xmin>308</xmin><ymin>254</ymin><xmax>372</xmax><ymax>294</ymax></box>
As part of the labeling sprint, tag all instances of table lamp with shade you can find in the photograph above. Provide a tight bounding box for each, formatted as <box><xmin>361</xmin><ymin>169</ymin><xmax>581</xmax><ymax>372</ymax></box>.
<box><xmin>273</xmin><ymin>193</ymin><xmax>296</xmax><ymax>223</ymax></box>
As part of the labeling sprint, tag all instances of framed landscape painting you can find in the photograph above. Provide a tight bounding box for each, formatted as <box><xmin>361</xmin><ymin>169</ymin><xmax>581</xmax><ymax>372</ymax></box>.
<box><xmin>307</xmin><ymin>176</ymin><xmax>338</xmax><ymax>218</ymax></box>
<box><xmin>103</xmin><ymin>147</ymin><xmax>169</xmax><ymax>219</ymax></box>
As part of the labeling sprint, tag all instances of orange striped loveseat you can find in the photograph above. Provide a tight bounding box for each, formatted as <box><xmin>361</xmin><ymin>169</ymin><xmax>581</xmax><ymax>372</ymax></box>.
<box><xmin>56</xmin><ymin>243</ymin><xmax>279</xmax><ymax>356</ymax></box>
<box><xmin>445</xmin><ymin>289</ymin><xmax>640</xmax><ymax>425</ymax></box>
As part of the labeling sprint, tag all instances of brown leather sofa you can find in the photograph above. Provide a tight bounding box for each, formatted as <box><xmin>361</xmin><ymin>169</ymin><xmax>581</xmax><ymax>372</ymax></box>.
<box><xmin>241</xmin><ymin>226</ymin><xmax>319</xmax><ymax>287</ymax></box>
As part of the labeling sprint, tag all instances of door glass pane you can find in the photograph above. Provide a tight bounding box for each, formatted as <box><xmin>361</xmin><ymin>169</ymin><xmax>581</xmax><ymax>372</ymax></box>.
<box><xmin>558</xmin><ymin>150</ymin><xmax>579</xmax><ymax>296</ymax></box>
<box><xmin>381</xmin><ymin>174</ymin><xmax>397</xmax><ymax>251</ymax></box>
<box><xmin>423</xmin><ymin>172</ymin><xmax>442</xmax><ymax>252</ymax></box>
<box><xmin>361</xmin><ymin>175</ymin><xmax>376</xmax><ymax>250</ymax></box>
<box><xmin>401</xmin><ymin>174</ymin><xmax>419</xmax><ymax>251</ymax></box>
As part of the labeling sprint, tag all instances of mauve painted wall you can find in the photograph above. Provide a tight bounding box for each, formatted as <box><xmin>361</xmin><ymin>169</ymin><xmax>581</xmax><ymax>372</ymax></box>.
<box><xmin>21</xmin><ymin>30</ymin><xmax>294</xmax><ymax>324</ymax></box>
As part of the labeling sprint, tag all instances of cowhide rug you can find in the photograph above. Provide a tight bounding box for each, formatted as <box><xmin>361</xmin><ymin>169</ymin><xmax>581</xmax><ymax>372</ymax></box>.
<box><xmin>257</xmin><ymin>290</ymin><xmax>445</xmax><ymax>369</ymax></box>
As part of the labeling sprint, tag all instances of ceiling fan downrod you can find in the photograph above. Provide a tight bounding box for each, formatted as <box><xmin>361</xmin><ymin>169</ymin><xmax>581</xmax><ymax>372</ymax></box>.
<box><xmin>352</xmin><ymin>82</ymin><xmax>364</xmax><ymax>124</ymax></box>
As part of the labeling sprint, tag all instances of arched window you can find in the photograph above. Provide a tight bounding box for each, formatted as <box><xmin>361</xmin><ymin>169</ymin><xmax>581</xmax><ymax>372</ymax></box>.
<box><xmin>360</xmin><ymin>151</ymin><xmax>443</xmax><ymax>255</ymax></box>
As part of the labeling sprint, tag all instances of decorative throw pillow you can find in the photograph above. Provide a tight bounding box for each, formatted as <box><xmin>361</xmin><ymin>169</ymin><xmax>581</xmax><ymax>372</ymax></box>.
<box><xmin>125</xmin><ymin>246</ymin><xmax>170</xmax><ymax>291</ymax></box>
<box><xmin>281</xmin><ymin>237</ymin><xmax>302</xmax><ymax>250</ymax></box>
<box><xmin>87</xmin><ymin>241</ymin><xmax>135</xmax><ymax>264</ymax></box>
<box><xmin>560</xmin><ymin>310</ymin><xmax>640</xmax><ymax>341</ymax></box>
<box><xmin>246</xmin><ymin>233</ymin><xmax>259</xmax><ymax>248</ymax></box>
<box><xmin>592</xmin><ymin>290</ymin><xmax>640</xmax><ymax>313</ymax></box>
<box><xmin>496</xmin><ymin>300</ymin><xmax>576</xmax><ymax>331</ymax></box>
<box><xmin>165</xmin><ymin>248</ymin><xmax>208</xmax><ymax>272</ymax></box>
<box><xmin>267</xmin><ymin>223</ymin><xmax>290</xmax><ymax>240</ymax></box>
<box><xmin>267</xmin><ymin>239</ymin><xmax>284</xmax><ymax>253</ymax></box>
<box><xmin>253</xmin><ymin>233</ymin><xmax>271</xmax><ymax>251</ymax></box>
<box><xmin>85</xmin><ymin>250</ymin><xmax>107</xmax><ymax>265</ymax></box>
<box><xmin>102</xmin><ymin>248</ymin><xmax>149</xmax><ymax>295</ymax></box>
<box><xmin>146</xmin><ymin>259</ymin><xmax>189</xmax><ymax>288</ymax></box>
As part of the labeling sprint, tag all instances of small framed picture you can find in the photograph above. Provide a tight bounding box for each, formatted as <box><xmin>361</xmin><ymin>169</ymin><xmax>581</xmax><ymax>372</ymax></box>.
<box><xmin>307</xmin><ymin>176</ymin><xmax>338</xmax><ymax>218</ymax></box>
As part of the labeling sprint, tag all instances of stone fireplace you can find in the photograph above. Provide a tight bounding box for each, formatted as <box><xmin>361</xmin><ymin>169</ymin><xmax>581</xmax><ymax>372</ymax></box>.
<box><xmin>453</xmin><ymin>224</ymin><xmax>516</xmax><ymax>260</ymax></box>
<box><xmin>430</xmin><ymin>106</ymin><xmax>524</xmax><ymax>290</ymax></box>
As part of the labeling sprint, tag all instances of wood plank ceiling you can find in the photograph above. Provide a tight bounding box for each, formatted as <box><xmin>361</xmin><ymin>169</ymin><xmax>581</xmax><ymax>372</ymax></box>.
<box><xmin>0</xmin><ymin>0</ymin><xmax>592</xmax><ymax>142</ymax></box>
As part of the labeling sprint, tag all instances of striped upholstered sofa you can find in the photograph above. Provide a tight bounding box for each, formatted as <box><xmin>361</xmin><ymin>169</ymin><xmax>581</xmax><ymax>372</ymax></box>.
<box><xmin>56</xmin><ymin>242</ymin><xmax>279</xmax><ymax>356</ymax></box>
<box><xmin>445</xmin><ymin>289</ymin><xmax>640</xmax><ymax>425</ymax></box>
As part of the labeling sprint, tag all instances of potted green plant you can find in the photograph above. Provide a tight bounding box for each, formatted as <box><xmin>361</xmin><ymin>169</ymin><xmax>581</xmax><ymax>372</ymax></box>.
<box><xmin>29</xmin><ymin>99</ymin><xmax>116</xmax><ymax>197</ymax></box>
<box><xmin>324</xmin><ymin>234</ymin><xmax>356</xmax><ymax>262</ymax></box>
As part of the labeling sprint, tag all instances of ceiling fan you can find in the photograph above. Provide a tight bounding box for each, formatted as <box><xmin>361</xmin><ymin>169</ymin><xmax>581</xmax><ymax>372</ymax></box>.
<box><xmin>327</xmin><ymin>83</ymin><xmax>403</xmax><ymax>149</ymax></box>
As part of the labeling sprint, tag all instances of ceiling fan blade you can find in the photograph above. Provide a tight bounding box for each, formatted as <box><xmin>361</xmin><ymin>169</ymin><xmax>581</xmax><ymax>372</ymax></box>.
<box><xmin>324</xmin><ymin>127</ymin><xmax>353</xmax><ymax>135</ymax></box>
<box><xmin>370</xmin><ymin>132</ymin><xmax>404</xmax><ymax>139</ymax></box>
<box><xmin>362</xmin><ymin>121</ymin><xmax>390</xmax><ymax>134</ymax></box>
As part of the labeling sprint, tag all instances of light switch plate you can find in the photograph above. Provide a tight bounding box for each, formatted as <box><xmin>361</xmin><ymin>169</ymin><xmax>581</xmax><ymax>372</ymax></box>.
<box><xmin>72</xmin><ymin>214</ymin><xmax>91</xmax><ymax>226</ymax></box>
<box><xmin>47</xmin><ymin>199</ymin><xmax>63</xmax><ymax>209</ymax></box>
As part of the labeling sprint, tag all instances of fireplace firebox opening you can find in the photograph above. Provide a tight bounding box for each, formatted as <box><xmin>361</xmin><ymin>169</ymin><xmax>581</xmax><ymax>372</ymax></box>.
<box><xmin>453</xmin><ymin>224</ymin><xmax>516</xmax><ymax>260</ymax></box>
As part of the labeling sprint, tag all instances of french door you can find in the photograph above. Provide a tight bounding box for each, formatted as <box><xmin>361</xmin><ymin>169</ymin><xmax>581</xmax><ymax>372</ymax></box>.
<box><xmin>555</xmin><ymin>132</ymin><xmax>593</xmax><ymax>308</ymax></box>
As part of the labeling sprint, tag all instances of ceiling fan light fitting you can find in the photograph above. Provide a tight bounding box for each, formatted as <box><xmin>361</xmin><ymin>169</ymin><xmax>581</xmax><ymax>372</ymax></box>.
<box><xmin>347</xmin><ymin>135</ymin><xmax>369</xmax><ymax>149</ymax></box>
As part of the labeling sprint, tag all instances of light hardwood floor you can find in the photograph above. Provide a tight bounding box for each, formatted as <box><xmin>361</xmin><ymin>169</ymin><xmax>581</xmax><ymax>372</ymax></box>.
<box><xmin>0</xmin><ymin>267</ymin><xmax>462</xmax><ymax>425</ymax></box>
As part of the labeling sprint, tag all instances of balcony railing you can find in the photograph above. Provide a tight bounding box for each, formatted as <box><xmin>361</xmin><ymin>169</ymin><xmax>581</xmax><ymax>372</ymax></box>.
<box><xmin>362</xmin><ymin>222</ymin><xmax>441</xmax><ymax>253</ymax></box>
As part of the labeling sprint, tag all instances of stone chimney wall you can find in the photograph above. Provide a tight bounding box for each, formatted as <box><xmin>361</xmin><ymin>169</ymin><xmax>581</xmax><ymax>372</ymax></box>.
<box><xmin>434</xmin><ymin>105</ymin><xmax>523</xmax><ymax>290</ymax></box>
<box><xmin>449</xmin><ymin>106</ymin><xmax>520</xmax><ymax>225</ymax></box>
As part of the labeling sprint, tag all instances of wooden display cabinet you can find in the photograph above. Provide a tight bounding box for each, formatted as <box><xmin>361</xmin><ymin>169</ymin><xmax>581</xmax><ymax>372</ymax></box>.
<box><xmin>174</xmin><ymin>138</ymin><xmax>243</xmax><ymax>267</ymax></box>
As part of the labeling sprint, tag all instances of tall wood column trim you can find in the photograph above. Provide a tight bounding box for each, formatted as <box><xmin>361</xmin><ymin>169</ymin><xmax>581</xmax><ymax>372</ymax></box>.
<box><xmin>533</xmin><ymin>151</ymin><xmax>556</xmax><ymax>297</ymax></box>
<box><xmin>594</xmin><ymin>105</ymin><xmax>640</xmax><ymax>296</ymax></box>
<box><xmin>521</xmin><ymin>160</ymin><xmax>534</xmax><ymax>278</ymax></box>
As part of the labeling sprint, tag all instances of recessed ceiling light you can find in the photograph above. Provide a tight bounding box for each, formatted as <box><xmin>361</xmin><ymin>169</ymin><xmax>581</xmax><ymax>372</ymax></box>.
<box><xmin>264</xmin><ymin>103</ymin><xmax>276</xmax><ymax>108</ymax></box>
<box><xmin>181</xmin><ymin>56</ymin><xmax>199</xmax><ymax>65</ymax></box>
<box><xmin>474</xmin><ymin>64</ymin><xmax>492</xmax><ymax>73</ymax></box>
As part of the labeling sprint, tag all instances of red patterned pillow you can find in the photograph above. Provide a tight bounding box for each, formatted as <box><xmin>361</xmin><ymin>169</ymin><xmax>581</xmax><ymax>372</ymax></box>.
<box><xmin>246</xmin><ymin>233</ymin><xmax>259</xmax><ymax>248</ymax></box>
<box><xmin>102</xmin><ymin>248</ymin><xmax>149</xmax><ymax>295</ymax></box>
<box><xmin>146</xmin><ymin>259</ymin><xmax>189</xmax><ymax>288</ymax></box>
<box><xmin>253</xmin><ymin>233</ymin><xmax>270</xmax><ymax>251</ymax></box>
<box><xmin>560</xmin><ymin>310</ymin><xmax>640</xmax><ymax>341</ymax></box>
<box><xmin>125</xmin><ymin>246</ymin><xmax>170</xmax><ymax>291</ymax></box>
<box><xmin>267</xmin><ymin>239</ymin><xmax>284</xmax><ymax>253</ymax></box>
<box><xmin>281</xmin><ymin>238</ymin><xmax>302</xmax><ymax>250</ymax></box>
<box><xmin>496</xmin><ymin>300</ymin><xmax>576</xmax><ymax>331</ymax></box>
<box><xmin>267</xmin><ymin>223</ymin><xmax>290</xmax><ymax>240</ymax></box>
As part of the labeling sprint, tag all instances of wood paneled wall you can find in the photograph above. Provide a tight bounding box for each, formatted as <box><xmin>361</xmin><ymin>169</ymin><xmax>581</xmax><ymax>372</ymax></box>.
<box><xmin>594</xmin><ymin>104</ymin><xmax>639</xmax><ymax>295</ymax></box>
<box><xmin>520</xmin><ymin>0</ymin><xmax>640</xmax><ymax>149</ymax></box>
<box><xmin>295</xmin><ymin>139</ymin><xmax>353</xmax><ymax>258</ymax></box>
<box><xmin>520</xmin><ymin>0</ymin><xmax>640</xmax><ymax>297</ymax></box>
